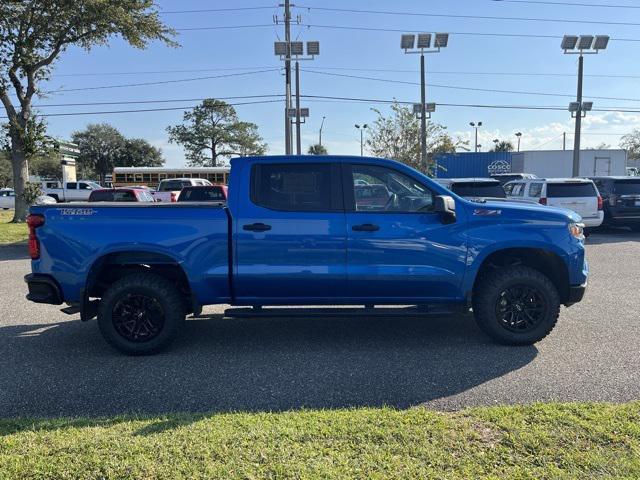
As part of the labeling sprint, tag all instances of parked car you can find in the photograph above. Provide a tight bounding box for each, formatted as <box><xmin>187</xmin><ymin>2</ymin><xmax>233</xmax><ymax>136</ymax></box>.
<box><xmin>435</xmin><ymin>178</ymin><xmax>506</xmax><ymax>201</ymax></box>
<box><xmin>505</xmin><ymin>178</ymin><xmax>603</xmax><ymax>228</ymax></box>
<box><xmin>491</xmin><ymin>173</ymin><xmax>538</xmax><ymax>185</ymax></box>
<box><xmin>153</xmin><ymin>178</ymin><xmax>213</xmax><ymax>202</ymax></box>
<box><xmin>25</xmin><ymin>155</ymin><xmax>588</xmax><ymax>355</ymax></box>
<box><xmin>177</xmin><ymin>185</ymin><xmax>228</xmax><ymax>202</ymax></box>
<box><xmin>88</xmin><ymin>188</ymin><xmax>156</xmax><ymax>203</ymax></box>
<box><xmin>41</xmin><ymin>180</ymin><xmax>102</xmax><ymax>202</ymax></box>
<box><xmin>589</xmin><ymin>176</ymin><xmax>640</xmax><ymax>231</ymax></box>
<box><xmin>0</xmin><ymin>188</ymin><xmax>15</xmax><ymax>209</ymax></box>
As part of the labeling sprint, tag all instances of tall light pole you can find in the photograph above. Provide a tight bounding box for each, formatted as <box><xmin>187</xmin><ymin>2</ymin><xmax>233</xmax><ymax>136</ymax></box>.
<box><xmin>562</xmin><ymin>34</ymin><xmax>609</xmax><ymax>177</ymax></box>
<box><xmin>515</xmin><ymin>132</ymin><xmax>522</xmax><ymax>152</ymax></box>
<box><xmin>470</xmin><ymin>122</ymin><xmax>482</xmax><ymax>153</ymax></box>
<box><xmin>319</xmin><ymin>116</ymin><xmax>325</xmax><ymax>147</ymax></box>
<box><xmin>355</xmin><ymin>124</ymin><xmax>368</xmax><ymax>156</ymax></box>
<box><xmin>401</xmin><ymin>32</ymin><xmax>449</xmax><ymax>172</ymax></box>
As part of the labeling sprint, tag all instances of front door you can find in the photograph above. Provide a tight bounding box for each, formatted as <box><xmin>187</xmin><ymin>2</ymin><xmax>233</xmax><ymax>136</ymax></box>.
<box><xmin>344</xmin><ymin>162</ymin><xmax>467</xmax><ymax>303</ymax></box>
<box><xmin>234</xmin><ymin>161</ymin><xmax>347</xmax><ymax>303</ymax></box>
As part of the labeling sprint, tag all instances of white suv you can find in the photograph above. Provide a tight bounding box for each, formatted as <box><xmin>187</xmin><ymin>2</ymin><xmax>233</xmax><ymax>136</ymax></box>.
<box><xmin>504</xmin><ymin>178</ymin><xmax>604</xmax><ymax>228</ymax></box>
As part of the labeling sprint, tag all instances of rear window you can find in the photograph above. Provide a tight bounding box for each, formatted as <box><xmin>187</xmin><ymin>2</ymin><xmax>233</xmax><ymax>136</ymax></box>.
<box><xmin>159</xmin><ymin>180</ymin><xmax>190</xmax><ymax>191</ymax></box>
<box><xmin>251</xmin><ymin>163</ymin><xmax>341</xmax><ymax>212</ymax></box>
<box><xmin>546</xmin><ymin>182</ymin><xmax>596</xmax><ymax>197</ymax></box>
<box><xmin>179</xmin><ymin>187</ymin><xmax>226</xmax><ymax>202</ymax></box>
<box><xmin>90</xmin><ymin>190</ymin><xmax>137</xmax><ymax>202</ymax></box>
<box><xmin>613</xmin><ymin>179</ymin><xmax>640</xmax><ymax>195</ymax></box>
<box><xmin>451</xmin><ymin>182</ymin><xmax>506</xmax><ymax>198</ymax></box>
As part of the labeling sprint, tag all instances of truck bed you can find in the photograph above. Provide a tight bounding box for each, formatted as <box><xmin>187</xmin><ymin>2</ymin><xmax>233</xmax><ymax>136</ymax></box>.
<box><xmin>29</xmin><ymin>202</ymin><xmax>231</xmax><ymax>305</ymax></box>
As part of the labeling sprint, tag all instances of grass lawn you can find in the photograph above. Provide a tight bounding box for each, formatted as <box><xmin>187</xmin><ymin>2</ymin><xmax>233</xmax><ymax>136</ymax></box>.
<box><xmin>0</xmin><ymin>402</ymin><xmax>638</xmax><ymax>479</ymax></box>
<box><xmin>0</xmin><ymin>210</ymin><xmax>28</xmax><ymax>245</ymax></box>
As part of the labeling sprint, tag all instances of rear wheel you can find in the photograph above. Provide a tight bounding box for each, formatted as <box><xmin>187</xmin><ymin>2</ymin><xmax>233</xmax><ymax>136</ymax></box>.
<box><xmin>473</xmin><ymin>266</ymin><xmax>560</xmax><ymax>345</ymax></box>
<box><xmin>97</xmin><ymin>272</ymin><xmax>186</xmax><ymax>355</ymax></box>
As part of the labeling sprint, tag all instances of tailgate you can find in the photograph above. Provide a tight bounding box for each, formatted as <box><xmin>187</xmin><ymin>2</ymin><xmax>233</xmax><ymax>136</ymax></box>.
<box><xmin>546</xmin><ymin>183</ymin><xmax>599</xmax><ymax>218</ymax></box>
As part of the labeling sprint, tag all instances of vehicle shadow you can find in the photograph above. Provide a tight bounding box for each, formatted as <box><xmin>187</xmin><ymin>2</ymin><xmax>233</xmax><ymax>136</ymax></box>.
<box><xmin>586</xmin><ymin>227</ymin><xmax>640</xmax><ymax>244</ymax></box>
<box><xmin>0</xmin><ymin>313</ymin><xmax>537</xmax><ymax>424</ymax></box>
<box><xmin>0</xmin><ymin>242</ymin><xmax>28</xmax><ymax>261</ymax></box>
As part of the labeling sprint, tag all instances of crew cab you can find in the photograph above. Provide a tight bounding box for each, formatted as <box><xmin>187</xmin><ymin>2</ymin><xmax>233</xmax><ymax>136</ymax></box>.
<box><xmin>153</xmin><ymin>178</ymin><xmax>212</xmax><ymax>202</ymax></box>
<box><xmin>41</xmin><ymin>180</ymin><xmax>103</xmax><ymax>202</ymax></box>
<box><xmin>25</xmin><ymin>156</ymin><xmax>588</xmax><ymax>355</ymax></box>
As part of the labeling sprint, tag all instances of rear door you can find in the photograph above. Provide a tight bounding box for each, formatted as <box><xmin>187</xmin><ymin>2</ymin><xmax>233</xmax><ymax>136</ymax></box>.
<box><xmin>234</xmin><ymin>161</ymin><xmax>347</xmax><ymax>302</ymax></box>
<box><xmin>546</xmin><ymin>182</ymin><xmax>598</xmax><ymax>218</ymax></box>
<box><xmin>343</xmin><ymin>162</ymin><xmax>467</xmax><ymax>302</ymax></box>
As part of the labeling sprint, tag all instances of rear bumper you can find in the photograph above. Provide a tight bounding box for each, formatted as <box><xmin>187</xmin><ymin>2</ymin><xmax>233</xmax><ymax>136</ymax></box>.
<box><xmin>565</xmin><ymin>283</ymin><xmax>587</xmax><ymax>307</ymax></box>
<box><xmin>24</xmin><ymin>274</ymin><xmax>63</xmax><ymax>305</ymax></box>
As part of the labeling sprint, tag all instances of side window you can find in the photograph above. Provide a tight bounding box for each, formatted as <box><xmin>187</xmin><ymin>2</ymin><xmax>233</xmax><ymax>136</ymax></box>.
<box><xmin>529</xmin><ymin>183</ymin><xmax>543</xmax><ymax>198</ymax></box>
<box><xmin>503</xmin><ymin>183</ymin><xmax>514</xmax><ymax>195</ymax></box>
<box><xmin>510</xmin><ymin>183</ymin><xmax>525</xmax><ymax>197</ymax></box>
<box><xmin>66</xmin><ymin>182</ymin><xmax>77</xmax><ymax>189</ymax></box>
<box><xmin>251</xmin><ymin>163</ymin><xmax>342</xmax><ymax>212</ymax></box>
<box><xmin>349</xmin><ymin>164</ymin><xmax>434</xmax><ymax>213</ymax></box>
<box><xmin>79</xmin><ymin>183</ymin><xmax>92</xmax><ymax>190</ymax></box>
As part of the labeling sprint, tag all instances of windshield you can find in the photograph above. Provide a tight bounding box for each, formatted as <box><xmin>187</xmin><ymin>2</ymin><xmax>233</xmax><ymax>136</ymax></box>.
<box><xmin>159</xmin><ymin>180</ymin><xmax>191</xmax><ymax>191</ymax></box>
<box><xmin>451</xmin><ymin>182</ymin><xmax>506</xmax><ymax>198</ymax></box>
<box><xmin>613</xmin><ymin>179</ymin><xmax>640</xmax><ymax>195</ymax></box>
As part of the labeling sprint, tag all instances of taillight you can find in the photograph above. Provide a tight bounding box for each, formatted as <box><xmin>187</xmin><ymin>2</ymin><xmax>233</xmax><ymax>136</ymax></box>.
<box><xmin>609</xmin><ymin>195</ymin><xmax>617</xmax><ymax>207</ymax></box>
<box><xmin>539</xmin><ymin>197</ymin><xmax>547</xmax><ymax>205</ymax></box>
<box><xmin>170</xmin><ymin>192</ymin><xmax>178</xmax><ymax>202</ymax></box>
<box><xmin>27</xmin><ymin>214</ymin><xmax>45</xmax><ymax>260</ymax></box>
<box><xmin>597</xmin><ymin>195</ymin><xmax>603</xmax><ymax>211</ymax></box>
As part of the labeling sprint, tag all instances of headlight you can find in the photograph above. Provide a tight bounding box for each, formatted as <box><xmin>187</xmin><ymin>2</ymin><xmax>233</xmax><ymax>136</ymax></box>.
<box><xmin>568</xmin><ymin>222</ymin><xmax>585</xmax><ymax>240</ymax></box>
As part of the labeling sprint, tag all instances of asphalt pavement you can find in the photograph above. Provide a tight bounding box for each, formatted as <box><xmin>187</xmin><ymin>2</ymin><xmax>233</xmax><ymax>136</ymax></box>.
<box><xmin>1</xmin><ymin>230</ymin><xmax>639</xmax><ymax>418</ymax></box>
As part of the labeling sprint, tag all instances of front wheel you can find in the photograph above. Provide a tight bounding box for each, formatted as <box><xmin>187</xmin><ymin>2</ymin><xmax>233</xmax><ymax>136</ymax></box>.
<box><xmin>97</xmin><ymin>272</ymin><xmax>186</xmax><ymax>355</ymax></box>
<box><xmin>472</xmin><ymin>266</ymin><xmax>560</xmax><ymax>345</ymax></box>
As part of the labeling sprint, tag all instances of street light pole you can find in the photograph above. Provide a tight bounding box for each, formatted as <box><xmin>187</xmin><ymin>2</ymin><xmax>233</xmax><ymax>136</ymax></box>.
<box><xmin>420</xmin><ymin>53</ymin><xmax>427</xmax><ymax>171</ymax></box>
<box><xmin>572</xmin><ymin>54</ymin><xmax>584</xmax><ymax>177</ymax></box>
<box><xmin>295</xmin><ymin>60</ymin><xmax>302</xmax><ymax>155</ymax></box>
<box><xmin>470</xmin><ymin>122</ymin><xmax>482</xmax><ymax>153</ymax></box>
<box><xmin>319</xmin><ymin>116</ymin><xmax>325</xmax><ymax>146</ymax></box>
<box><xmin>355</xmin><ymin>124</ymin><xmax>368</xmax><ymax>156</ymax></box>
<box><xmin>515</xmin><ymin>132</ymin><xmax>522</xmax><ymax>152</ymax></box>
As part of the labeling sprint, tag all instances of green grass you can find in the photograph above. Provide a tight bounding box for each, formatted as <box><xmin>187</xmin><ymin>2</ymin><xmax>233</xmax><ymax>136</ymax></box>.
<box><xmin>0</xmin><ymin>210</ymin><xmax>28</xmax><ymax>245</ymax></box>
<box><xmin>1</xmin><ymin>402</ymin><xmax>639</xmax><ymax>479</ymax></box>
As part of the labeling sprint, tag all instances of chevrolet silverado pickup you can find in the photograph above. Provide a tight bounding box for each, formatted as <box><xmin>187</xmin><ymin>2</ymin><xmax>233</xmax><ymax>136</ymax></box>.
<box><xmin>25</xmin><ymin>155</ymin><xmax>588</xmax><ymax>355</ymax></box>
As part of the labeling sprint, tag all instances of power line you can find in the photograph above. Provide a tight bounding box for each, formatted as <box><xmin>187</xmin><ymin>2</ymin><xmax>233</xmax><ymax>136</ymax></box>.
<box><xmin>490</xmin><ymin>0</ymin><xmax>640</xmax><ymax>8</ymax></box>
<box><xmin>175</xmin><ymin>24</ymin><xmax>274</xmax><ymax>31</ymax></box>
<box><xmin>296</xmin><ymin>5</ymin><xmax>640</xmax><ymax>27</ymax></box>
<box><xmin>0</xmin><ymin>99</ymin><xmax>284</xmax><ymax>119</ymax></box>
<box><xmin>301</xmin><ymin>69</ymin><xmax>640</xmax><ymax>103</ymax></box>
<box><xmin>54</xmin><ymin>66</ymin><xmax>280</xmax><ymax>77</ymax></box>
<box><xmin>162</xmin><ymin>6</ymin><xmax>277</xmax><ymax>14</ymax></box>
<box><xmin>47</xmin><ymin>68</ymin><xmax>281</xmax><ymax>93</ymax></box>
<box><xmin>32</xmin><ymin>95</ymin><xmax>285</xmax><ymax>108</ymax></box>
<box><xmin>304</xmin><ymin>23</ymin><xmax>640</xmax><ymax>43</ymax></box>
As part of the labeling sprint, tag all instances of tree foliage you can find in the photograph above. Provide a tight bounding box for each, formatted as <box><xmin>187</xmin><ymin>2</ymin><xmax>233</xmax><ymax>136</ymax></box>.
<box><xmin>308</xmin><ymin>144</ymin><xmax>328</xmax><ymax>155</ymax></box>
<box><xmin>166</xmin><ymin>99</ymin><xmax>267</xmax><ymax>167</ymax></box>
<box><xmin>491</xmin><ymin>140</ymin><xmax>514</xmax><ymax>152</ymax></box>
<box><xmin>72</xmin><ymin>123</ymin><xmax>164</xmax><ymax>181</ymax></box>
<box><xmin>365</xmin><ymin>102</ymin><xmax>467</xmax><ymax>175</ymax></box>
<box><xmin>0</xmin><ymin>0</ymin><xmax>176</xmax><ymax>221</ymax></box>
<box><xmin>620</xmin><ymin>130</ymin><xmax>640</xmax><ymax>163</ymax></box>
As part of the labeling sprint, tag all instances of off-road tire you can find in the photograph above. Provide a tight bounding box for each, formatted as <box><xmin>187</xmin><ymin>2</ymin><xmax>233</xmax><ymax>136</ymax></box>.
<box><xmin>472</xmin><ymin>266</ymin><xmax>560</xmax><ymax>345</ymax></box>
<box><xmin>97</xmin><ymin>272</ymin><xmax>186</xmax><ymax>355</ymax></box>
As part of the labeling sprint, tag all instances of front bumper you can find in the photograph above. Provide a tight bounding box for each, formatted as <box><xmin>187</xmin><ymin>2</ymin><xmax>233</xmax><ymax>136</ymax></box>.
<box><xmin>24</xmin><ymin>274</ymin><xmax>63</xmax><ymax>305</ymax></box>
<box><xmin>565</xmin><ymin>283</ymin><xmax>587</xmax><ymax>307</ymax></box>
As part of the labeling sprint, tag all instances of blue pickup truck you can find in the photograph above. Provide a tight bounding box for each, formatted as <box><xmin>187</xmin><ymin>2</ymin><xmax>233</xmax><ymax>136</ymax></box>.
<box><xmin>25</xmin><ymin>155</ymin><xmax>588</xmax><ymax>354</ymax></box>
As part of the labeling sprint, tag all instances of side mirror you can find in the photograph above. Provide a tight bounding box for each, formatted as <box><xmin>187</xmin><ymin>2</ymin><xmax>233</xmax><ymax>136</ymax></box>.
<box><xmin>434</xmin><ymin>195</ymin><xmax>456</xmax><ymax>224</ymax></box>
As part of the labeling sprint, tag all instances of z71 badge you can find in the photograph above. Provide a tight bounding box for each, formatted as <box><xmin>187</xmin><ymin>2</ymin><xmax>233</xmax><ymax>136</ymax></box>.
<box><xmin>57</xmin><ymin>208</ymin><xmax>97</xmax><ymax>216</ymax></box>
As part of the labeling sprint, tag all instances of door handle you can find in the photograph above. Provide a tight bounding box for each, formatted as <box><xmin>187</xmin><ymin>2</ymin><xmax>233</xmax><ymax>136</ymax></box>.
<box><xmin>352</xmin><ymin>223</ymin><xmax>380</xmax><ymax>232</ymax></box>
<box><xmin>243</xmin><ymin>223</ymin><xmax>272</xmax><ymax>232</ymax></box>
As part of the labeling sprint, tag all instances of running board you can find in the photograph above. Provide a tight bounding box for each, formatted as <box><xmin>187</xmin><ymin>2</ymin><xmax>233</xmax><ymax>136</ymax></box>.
<box><xmin>224</xmin><ymin>305</ymin><xmax>465</xmax><ymax>319</ymax></box>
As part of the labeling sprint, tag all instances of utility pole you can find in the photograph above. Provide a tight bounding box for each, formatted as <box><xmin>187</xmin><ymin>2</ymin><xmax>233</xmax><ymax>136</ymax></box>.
<box><xmin>295</xmin><ymin>61</ymin><xmax>301</xmax><ymax>155</ymax></box>
<box><xmin>284</xmin><ymin>0</ymin><xmax>292</xmax><ymax>155</ymax></box>
<box><xmin>572</xmin><ymin>54</ymin><xmax>584</xmax><ymax>177</ymax></box>
<box><xmin>319</xmin><ymin>116</ymin><xmax>325</xmax><ymax>146</ymax></box>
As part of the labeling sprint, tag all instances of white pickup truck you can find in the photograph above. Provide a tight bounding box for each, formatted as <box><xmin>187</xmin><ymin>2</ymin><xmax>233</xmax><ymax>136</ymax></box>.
<box><xmin>153</xmin><ymin>178</ymin><xmax>212</xmax><ymax>202</ymax></box>
<box><xmin>41</xmin><ymin>180</ymin><xmax>103</xmax><ymax>202</ymax></box>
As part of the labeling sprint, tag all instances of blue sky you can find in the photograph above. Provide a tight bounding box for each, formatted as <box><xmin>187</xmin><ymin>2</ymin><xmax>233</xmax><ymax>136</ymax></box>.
<box><xmin>33</xmin><ymin>0</ymin><xmax>640</xmax><ymax>167</ymax></box>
